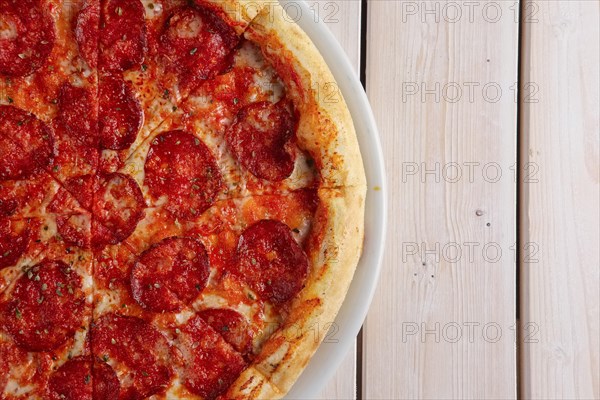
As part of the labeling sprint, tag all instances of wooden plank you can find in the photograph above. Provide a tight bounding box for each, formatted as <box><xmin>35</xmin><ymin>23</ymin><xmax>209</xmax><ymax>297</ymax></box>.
<box><xmin>311</xmin><ymin>1</ymin><xmax>362</xmax><ymax>399</ymax></box>
<box><xmin>307</xmin><ymin>0</ymin><xmax>362</xmax><ymax>76</ymax></box>
<box><xmin>317</xmin><ymin>347</ymin><xmax>357</xmax><ymax>400</ymax></box>
<box><xmin>363</xmin><ymin>1</ymin><xmax>519</xmax><ymax>398</ymax></box>
<box><xmin>519</xmin><ymin>1</ymin><xmax>600</xmax><ymax>398</ymax></box>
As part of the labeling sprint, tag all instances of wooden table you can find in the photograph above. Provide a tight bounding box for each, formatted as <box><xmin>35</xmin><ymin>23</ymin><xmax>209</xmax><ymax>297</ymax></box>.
<box><xmin>313</xmin><ymin>1</ymin><xmax>600</xmax><ymax>398</ymax></box>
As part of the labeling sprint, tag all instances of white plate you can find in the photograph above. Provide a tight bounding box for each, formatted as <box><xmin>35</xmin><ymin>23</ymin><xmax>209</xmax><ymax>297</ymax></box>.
<box><xmin>279</xmin><ymin>1</ymin><xmax>388</xmax><ymax>398</ymax></box>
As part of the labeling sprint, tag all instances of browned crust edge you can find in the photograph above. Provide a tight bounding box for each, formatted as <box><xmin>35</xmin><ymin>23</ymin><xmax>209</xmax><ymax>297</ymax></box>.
<box><xmin>227</xmin><ymin>185</ymin><xmax>366</xmax><ymax>399</ymax></box>
<box><xmin>243</xmin><ymin>2</ymin><xmax>367</xmax><ymax>189</ymax></box>
<box><xmin>222</xmin><ymin>2</ymin><xmax>368</xmax><ymax>398</ymax></box>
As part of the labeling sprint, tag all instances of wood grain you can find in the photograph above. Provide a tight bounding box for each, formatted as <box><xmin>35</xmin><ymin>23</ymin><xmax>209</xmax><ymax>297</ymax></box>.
<box><xmin>519</xmin><ymin>1</ymin><xmax>600</xmax><ymax>398</ymax></box>
<box><xmin>311</xmin><ymin>1</ymin><xmax>362</xmax><ymax>399</ymax></box>
<box><xmin>363</xmin><ymin>1</ymin><xmax>519</xmax><ymax>398</ymax></box>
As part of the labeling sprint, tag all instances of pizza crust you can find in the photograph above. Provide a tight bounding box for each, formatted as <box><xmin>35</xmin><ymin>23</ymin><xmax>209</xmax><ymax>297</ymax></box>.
<box><xmin>244</xmin><ymin>3</ymin><xmax>367</xmax><ymax>189</ymax></box>
<box><xmin>222</xmin><ymin>3</ymin><xmax>368</xmax><ymax>398</ymax></box>
<box><xmin>225</xmin><ymin>367</ymin><xmax>283</xmax><ymax>399</ymax></box>
<box><xmin>227</xmin><ymin>186</ymin><xmax>366</xmax><ymax>398</ymax></box>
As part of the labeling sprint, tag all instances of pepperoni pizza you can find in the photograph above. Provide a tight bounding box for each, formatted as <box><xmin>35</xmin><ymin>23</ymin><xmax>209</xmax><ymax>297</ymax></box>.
<box><xmin>0</xmin><ymin>0</ymin><xmax>366</xmax><ymax>399</ymax></box>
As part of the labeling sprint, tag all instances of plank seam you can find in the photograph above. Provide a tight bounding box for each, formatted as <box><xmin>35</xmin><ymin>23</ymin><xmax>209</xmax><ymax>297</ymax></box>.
<box><xmin>357</xmin><ymin>0</ymin><xmax>369</xmax><ymax>398</ymax></box>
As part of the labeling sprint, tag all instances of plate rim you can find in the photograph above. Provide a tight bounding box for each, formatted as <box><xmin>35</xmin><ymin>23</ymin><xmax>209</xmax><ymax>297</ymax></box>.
<box><xmin>278</xmin><ymin>1</ymin><xmax>388</xmax><ymax>398</ymax></box>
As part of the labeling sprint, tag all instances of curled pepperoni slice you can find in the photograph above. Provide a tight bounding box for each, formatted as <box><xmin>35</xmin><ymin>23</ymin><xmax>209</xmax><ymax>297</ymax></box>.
<box><xmin>0</xmin><ymin>105</ymin><xmax>54</xmax><ymax>180</ymax></box>
<box><xmin>75</xmin><ymin>0</ymin><xmax>99</xmax><ymax>68</ymax></box>
<box><xmin>91</xmin><ymin>313</ymin><xmax>172</xmax><ymax>400</ymax></box>
<box><xmin>144</xmin><ymin>130</ymin><xmax>222</xmax><ymax>220</ymax></box>
<box><xmin>99</xmin><ymin>0</ymin><xmax>147</xmax><ymax>71</ymax></box>
<box><xmin>160</xmin><ymin>5</ymin><xmax>238</xmax><ymax>90</ymax></box>
<box><xmin>92</xmin><ymin>172</ymin><xmax>145</xmax><ymax>248</ymax></box>
<box><xmin>47</xmin><ymin>357</ymin><xmax>120</xmax><ymax>400</ymax></box>
<box><xmin>0</xmin><ymin>219</ymin><xmax>29</xmax><ymax>269</ymax></box>
<box><xmin>0</xmin><ymin>260</ymin><xmax>85</xmax><ymax>352</ymax></box>
<box><xmin>0</xmin><ymin>0</ymin><xmax>55</xmax><ymax>77</ymax></box>
<box><xmin>131</xmin><ymin>237</ymin><xmax>210</xmax><ymax>312</ymax></box>
<box><xmin>173</xmin><ymin>315</ymin><xmax>245</xmax><ymax>400</ymax></box>
<box><xmin>235</xmin><ymin>220</ymin><xmax>309</xmax><ymax>304</ymax></box>
<box><xmin>57</xmin><ymin>83</ymin><xmax>98</xmax><ymax>146</ymax></box>
<box><xmin>225</xmin><ymin>100</ymin><xmax>297</xmax><ymax>181</ymax></box>
<box><xmin>197</xmin><ymin>308</ymin><xmax>253</xmax><ymax>355</ymax></box>
<box><xmin>98</xmin><ymin>74</ymin><xmax>142</xmax><ymax>150</ymax></box>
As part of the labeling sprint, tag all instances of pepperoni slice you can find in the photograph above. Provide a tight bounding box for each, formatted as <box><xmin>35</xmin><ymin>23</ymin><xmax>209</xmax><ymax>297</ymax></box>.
<box><xmin>197</xmin><ymin>308</ymin><xmax>253</xmax><ymax>355</ymax></box>
<box><xmin>48</xmin><ymin>174</ymin><xmax>144</xmax><ymax>248</ymax></box>
<box><xmin>0</xmin><ymin>0</ymin><xmax>55</xmax><ymax>77</ymax></box>
<box><xmin>225</xmin><ymin>100</ymin><xmax>297</xmax><ymax>181</ymax></box>
<box><xmin>0</xmin><ymin>191</ymin><xmax>18</xmax><ymax>217</ymax></box>
<box><xmin>131</xmin><ymin>237</ymin><xmax>210</xmax><ymax>312</ymax></box>
<box><xmin>0</xmin><ymin>105</ymin><xmax>54</xmax><ymax>180</ymax></box>
<box><xmin>0</xmin><ymin>219</ymin><xmax>29</xmax><ymax>269</ymax></box>
<box><xmin>48</xmin><ymin>358</ymin><xmax>92</xmax><ymax>400</ymax></box>
<box><xmin>173</xmin><ymin>315</ymin><xmax>246</xmax><ymax>399</ymax></box>
<box><xmin>57</xmin><ymin>83</ymin><xmax>98</xmax><ymax>146</ymax></box>
<box><xmin>0</xmin><ymin>341</ymin><xmax>49</xmax><ymax>393</ymax></box>
<box><xmin>0</xmin><ymin>134</ymin><xmax>31</xmax><ymax>181</ymax></box>
<box><xmin>49</xmin><ymin>175</ymin><xmax>95</xmax><ymax>213</ymax></box>
<box><xmin>160</xmin><ymin>5</ymin><xmax>238</xmax><ymax>90</ymax></box>
<box><xmin>92</xmin><ymin>172</ymin><xmax>145</xmax><ymax>248</ymax></box>
<box><xmin>48</xmin><ymin>357</ymin><xmax>92</xmax><ymax>400</ymax></box>
<box><xmin>91</xmin><ymin>313</ymin><xmax>172</xmax><ymax>400</ymax></box>
<box><xmin>47</xmin><ymin>357</ymin><xmax>120</xmax><ymax>400</ymax></box>
<box><xmin>47</xmin><ymin>177</ymin><xmax>92</xmax><ymax>248</ymax></box>
<box><xmin>235</xmin><ymin>220</ymin><xmax>309</xmax><ymax>304</ymax></box>
<box><xmin>98</xmin><ymin>0</ymin><xmax>147</xmax><ymax>71</ymax></box>
<box><xmin>0</xmin><ymin>175</ymin><xmax>56</xmax><ymax>218</ymax></box>
<box><xmin>55</xmin><ymin>214</ymin><xmax>92</xmax><ymax>248</ymax></box>
<box><xmin>75</xmin><ymin>0</ymin><xmax>99</xmax><ymax>68</ymax></box>
<box><xmin>49</xmin><ymin>133</ymin><xmax>100</xmax><ymax>183</ymax></box>
<box><xmin>0</xmin><ymin>260</ymin><xmax>85</xmax><ymax>352</ymax></box>
<box><xmin>54</xmin><ymin>83</ymin><xmax>100</xmax><ymax>178</ymax></box>
<box><xmin>98</xmin><ymin>73</ymin><xmax>142</xmax><ymax>150</ymax></box>
<box><xmin>77</xmin><ymin>0</ymin><xmax>146</xmax><ymax>71</ymax></box>
<box><xmin>145</xmin><ymin>130</ymin><xmax>222</xmax><ymax>220</ymax></box>
<box><xmin>93</xmin><ymin>360</ymin><xmax>122</xmax><ymax>399</ymax></box>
